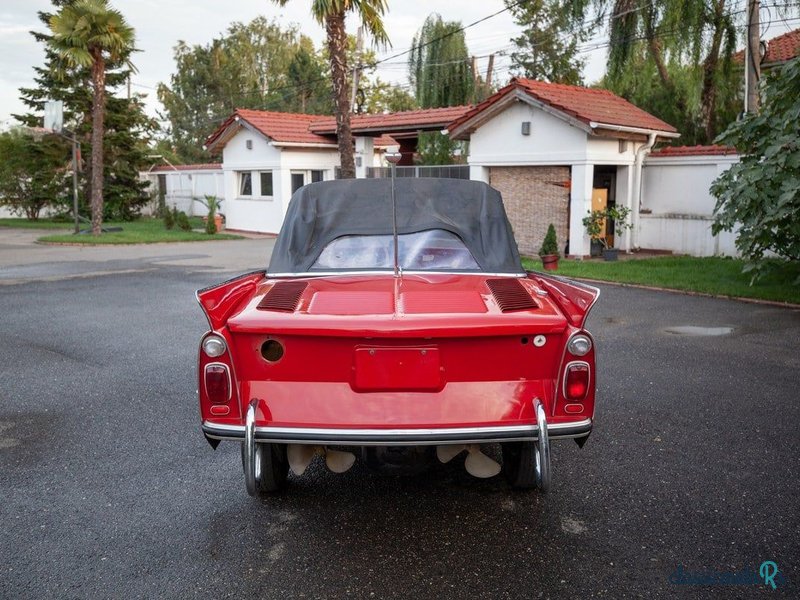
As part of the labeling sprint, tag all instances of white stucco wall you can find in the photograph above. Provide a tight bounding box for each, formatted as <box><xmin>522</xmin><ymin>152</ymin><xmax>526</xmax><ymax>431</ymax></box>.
<box><xmin>221</xmin><ymin>129</ymin><xmax>341</xmax><ymax>233</ymax></box>
<box><xmin>638</xmin><ymin>153</ymin><xmax>740</xmax><ymax>256</ymax></box>
<box><xmin>467</xmin><ymin>101</ymin><xmax>639</xmax><ymax>167</ymax></box>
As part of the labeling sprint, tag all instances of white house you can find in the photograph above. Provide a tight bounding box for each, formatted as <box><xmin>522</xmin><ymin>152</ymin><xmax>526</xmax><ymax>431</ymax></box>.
<box><xmin>202</xmin><ymin>109</ymin><xmax>410</xmax><ymax>233</ymax></box>
<box><xmin>177</xmin><ymin>80</ymin><xmax>743</xmax><ymax>258</ymax></box>
<box><xmin>447</xmin><ymin>78</ymin><xmax>680</xmax><ymax>257</ymax></box>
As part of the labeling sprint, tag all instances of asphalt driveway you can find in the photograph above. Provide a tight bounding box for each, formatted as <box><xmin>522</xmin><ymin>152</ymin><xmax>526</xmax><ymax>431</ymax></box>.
<box><xmin>0</xmin><ymin>237</ymin><xmax>798</xmax><ymax>598</ymax></box>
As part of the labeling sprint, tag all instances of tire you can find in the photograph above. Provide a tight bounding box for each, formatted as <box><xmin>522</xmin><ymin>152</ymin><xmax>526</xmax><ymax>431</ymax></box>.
<box><xmin>502</xmin><ymin>441</ymin><xmax>539</xmax><ymax>490</ymax></box>
<box><xmin>241</xmin><ymin>442</ymin><xmax>289</xmax><ymax>494</ymax></box>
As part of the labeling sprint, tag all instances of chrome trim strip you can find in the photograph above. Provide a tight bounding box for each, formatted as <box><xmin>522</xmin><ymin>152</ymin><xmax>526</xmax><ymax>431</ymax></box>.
<box><xmin>266</xmin><ymin>271</ymin><xmax>527</xmax><ymax>278</ymax></box>
<box><xmin>202</xmin><ymin>419</ymin><xmax>592</xmax><ymax>446</ymax></box>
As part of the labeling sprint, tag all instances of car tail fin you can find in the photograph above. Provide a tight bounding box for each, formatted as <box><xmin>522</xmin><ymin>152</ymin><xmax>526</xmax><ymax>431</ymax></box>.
<box><xmin>196</xmin><ymin>270</ymin><xmax>265</xmax><ymax>330</ymax></box>
<box><xmin>527</xmin><ymin>272</ymin><xmax>600</xmax><ymax>329</ymax></box>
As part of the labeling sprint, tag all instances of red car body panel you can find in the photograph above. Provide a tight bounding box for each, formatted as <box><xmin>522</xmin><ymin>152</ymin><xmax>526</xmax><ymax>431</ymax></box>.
<box><xmin>197</xmin><ymin>272</ymin><xmax>598</xmax><ymax>434</ymax></box>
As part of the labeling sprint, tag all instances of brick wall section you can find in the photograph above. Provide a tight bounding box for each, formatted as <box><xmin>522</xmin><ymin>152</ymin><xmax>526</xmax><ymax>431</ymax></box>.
<box><xmin>489</xmin><ymin>166</ymin><xmax>570</xmax><ymax>257</ymax></box>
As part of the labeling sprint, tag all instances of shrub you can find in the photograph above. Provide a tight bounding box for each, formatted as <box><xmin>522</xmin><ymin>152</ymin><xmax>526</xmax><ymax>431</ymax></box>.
<box><xmin>539</xmin><ymin>223</ymin><xmax>559</xmax><ymax>257</ymax></box>
<box><xmin>176</xmin><ymin>211</ymin><xmax>191</xmax><ymax>231</ymax></box>
<box><xmin>163</xmin><ymin>206</ymin><xmax>175</xmax><ymax>230</ymax></box>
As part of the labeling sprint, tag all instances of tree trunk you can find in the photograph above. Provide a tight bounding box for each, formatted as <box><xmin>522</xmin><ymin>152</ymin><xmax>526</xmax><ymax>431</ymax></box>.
<box><xmin>325</xmin><ymin>12</ymin><xmax>355</xmax><ymax>179</ymax></box>
<box><xmin>700</xmin><ymin>0</ymin><xmax>728</xmax><ymax>143</ymax></box>
<box><xmin>90</xmin><ymin>51</ymin><xmax>106</xmax><ymax>235</ymax></box>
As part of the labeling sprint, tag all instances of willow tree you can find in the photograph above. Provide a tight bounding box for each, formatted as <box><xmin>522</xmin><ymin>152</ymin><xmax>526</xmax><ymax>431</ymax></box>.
<box><xmin>49</xmin><ymin>0</ymin><xmax>136</xmax><ymax>234</ymax></box>
<box><xmin>408</xmin><ymin>14</ymin><xmax>474</xmax><ymax>108</ymax></box>
<box><xmin>571</xmin><ymin>0</ymin><xmax>762</xmax><ymax>143</ymax></box>
<box><xmin>272</xmin><ymin>0</ymin><xmax>390</xmax><ymax>179</ymax></box>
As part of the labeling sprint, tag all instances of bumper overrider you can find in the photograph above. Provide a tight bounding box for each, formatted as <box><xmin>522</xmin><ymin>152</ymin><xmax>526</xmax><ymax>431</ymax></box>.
<box><xmin>202</xmin><ymin>416</ymin><xmax>592</xmax><ymax>446</ymax></box>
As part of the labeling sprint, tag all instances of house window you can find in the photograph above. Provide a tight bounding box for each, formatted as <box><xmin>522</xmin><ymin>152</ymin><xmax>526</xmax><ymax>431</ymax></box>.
<box><xmin>259</xmin><ymin>171</ymin><xmax>274</xmax><ymax>197</ymax></box>
<box><xmin>291</xmin><ymin>172</ymin><xmax>306</xmax><ymax>193</ymax></box>
<box><xmin>311</xmin><ymin>170</ymin><xmax>324</xmax><ymax>183</ymax></box>
<box><xmin>238</xmin><ymin>171</ymin><xmax>252</xmax><ymax>196</ymax></box>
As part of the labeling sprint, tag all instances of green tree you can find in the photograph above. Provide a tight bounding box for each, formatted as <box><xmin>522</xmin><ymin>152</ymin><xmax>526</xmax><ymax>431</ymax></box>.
<box><xmin>286</xmin><ymin>41</ymin><xmax>330</xmax><ymax>114</ymax></box>
<box><xmin>158</xmin><ymin>18</ymin><xmax>329</xmax><ymax>162</ymax></box>
<box><xmin>272</xmin><ymin>0</ymin><xmax>390</xmax><ymax>179</ymax></box>
<box><xmin>48</xmin><ymin>0</ymin><xmax>136</xmax><ymax>235</ymax></box>
<box><xmin>576</xmin><ymin>0</ymin><xmax>800</xmax><ymax>144</ymax></box>
<box><xmin>506</xmin><ymin>0</ymin><xmax>589</xmax><ymax>85</ymax></box>
<box><xmin>711</xmin><ymin>57</ymin><xmax>800</xmax><ymax>283</ymax></box>
<box><xmin>362</xmin><ymin>79</ymin><xmax>417</xmax><ymax>113</ymax></box>
<box><xmin>0</xmin><ymin>129</ymin><xmax>70</xmax><ymax>219</ymax></box>
<box><xmin>409</xmin><ymin>14</ymin><xmax>474</xmax><ymax>108</ymax></box>
<box><xmin>16</xmin><ymin>1</ymin><xmax>154</xmax><ymax>222</ymax></box>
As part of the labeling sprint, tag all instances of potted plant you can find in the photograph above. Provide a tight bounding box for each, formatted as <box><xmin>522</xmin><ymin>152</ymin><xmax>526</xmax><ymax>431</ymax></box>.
<box><xmin>196</xmin><ymin>195</ymin><xmax>224</xmax><ymax>234</ymax></box>
<box><xmin>582</xmin><ymin>205</ymin><xmax>632</xmax><ymax>261</ymax></box>
<box><xmin>538</xmin><ymin>223</ymin><xmax>560</xmax><ymax>270</ymax></box>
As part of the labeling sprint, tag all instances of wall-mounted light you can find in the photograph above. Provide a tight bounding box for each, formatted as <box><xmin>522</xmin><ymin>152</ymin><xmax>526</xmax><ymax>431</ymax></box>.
<box><xmin>521</xmin><ymin>121</ymin><xmax>531</xmax><ymax>136</ymax></box>
<box><xmin>246</xmin><ymin>139</ymin><xmax>253</xmax><ymax>150</ymax></box>
<box><xmin>355</xmin><ymin>156</ymin><xmax>363</xmax><ymax>167</ymax></box>
<box><xmin>618</xmin><ymin>140</ymin><xmax>628</xmax><ymax>153</ymax></box>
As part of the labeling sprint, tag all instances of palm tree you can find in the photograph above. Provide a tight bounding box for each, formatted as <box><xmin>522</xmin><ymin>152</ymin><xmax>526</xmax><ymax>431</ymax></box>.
<box><xmin>49</xmin><ymin>0</ymin><xmax>135</xmax><ymax>235</ymax></box>
<box><xmin>272</xmin><ymin>0</ymin><xmax>389</xmax><ymax>178</ymax></box>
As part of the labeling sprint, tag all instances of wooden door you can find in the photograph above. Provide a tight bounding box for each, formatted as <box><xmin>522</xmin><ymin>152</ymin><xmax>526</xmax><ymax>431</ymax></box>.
<box><xmin>591</xmin><ymin>188</ymin><xmax>609</xmax><ymax>246</ymax></box>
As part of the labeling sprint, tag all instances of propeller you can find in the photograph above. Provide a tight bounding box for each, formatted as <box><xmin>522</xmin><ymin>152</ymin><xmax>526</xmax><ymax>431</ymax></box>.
<box><xmin>325</xmin><ymin>449</ymin><xmax>356</xmax><ymax>473</ymax></box>
<box><xmin>436</xmin><ymin>444</ymin><xmax>501</xmax><ymax>479</ymax></box>
<box><xmin>287</xmin><ymin>445</ymin><xmax>356</xmax><ymax>475</ymax></box>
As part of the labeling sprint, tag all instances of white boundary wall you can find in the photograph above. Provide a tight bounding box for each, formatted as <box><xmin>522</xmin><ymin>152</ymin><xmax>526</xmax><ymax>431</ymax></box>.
<box><xmin>139</xmin><ymin>167</ymin><xmax>224</xmax><ymax>217</ymax></box>
<box><xmin>639</xmin><ymin>152</ymin><xmax>740</xmax><ymax>256</ymax></box>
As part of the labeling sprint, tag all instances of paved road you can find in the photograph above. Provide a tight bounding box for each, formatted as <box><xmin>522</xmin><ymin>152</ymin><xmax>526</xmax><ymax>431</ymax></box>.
<box><xmin>1</xmin><ymin>238</ymin><xmax>798</xmax><ymax>598</ymax></box>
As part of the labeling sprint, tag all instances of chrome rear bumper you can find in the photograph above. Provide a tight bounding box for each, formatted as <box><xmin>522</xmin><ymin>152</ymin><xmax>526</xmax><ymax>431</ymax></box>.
<box><xmin>202</xmin><ymin>418</ymin><xmax>592</xmax><ymax>446</ymax></box>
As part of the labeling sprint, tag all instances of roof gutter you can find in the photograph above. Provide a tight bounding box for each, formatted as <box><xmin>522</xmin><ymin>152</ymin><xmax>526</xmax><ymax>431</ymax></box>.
<box><xmin>270</xmin><ymin>141</ymin><xmax>339</xmax><ymax>149</ymax></box>
<box><xmin>589</xmin><ymin>121</ymin><xmax>681</xmax><ymax>139</ymax></box>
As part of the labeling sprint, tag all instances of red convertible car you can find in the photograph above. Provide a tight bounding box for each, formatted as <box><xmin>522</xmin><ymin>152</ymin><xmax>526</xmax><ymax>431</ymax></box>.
<box><xmin>197</xmin><ymin>178</ymin><xmax>598</xmax><ymax>496</ymax></box>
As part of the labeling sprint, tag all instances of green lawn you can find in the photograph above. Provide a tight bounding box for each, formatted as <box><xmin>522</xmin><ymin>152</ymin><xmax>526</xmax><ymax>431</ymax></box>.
<box><xmin>0</xmin><ymin>217</ymin><xmax>242</xmax><ymax>244</ymax></box>
<box><xmin>522</xmin><ymin>256</ymin><xmax>800</xmax><ymax>305</ymax></box>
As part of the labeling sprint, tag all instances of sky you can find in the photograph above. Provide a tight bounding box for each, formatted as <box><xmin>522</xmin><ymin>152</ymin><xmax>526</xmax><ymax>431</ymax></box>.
<box><xmin>0</xmin><ymin>0</ymin><xmax>796</xmax><ymax>130</ymax></box>
<box><xmin>0</xmin><ymin>0</ymin><xmax>610</xmax><ymax>128</ymax></box>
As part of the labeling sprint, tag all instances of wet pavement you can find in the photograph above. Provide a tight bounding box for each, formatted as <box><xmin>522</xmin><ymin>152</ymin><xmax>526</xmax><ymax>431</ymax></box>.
<box><xmin>1</xmin><ymin>233</ymin><xmax>798</xmax><ymax>598</ymax></box>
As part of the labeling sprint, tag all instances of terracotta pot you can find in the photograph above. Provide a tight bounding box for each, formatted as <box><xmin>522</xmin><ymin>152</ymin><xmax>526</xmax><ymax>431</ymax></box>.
<box><xmin>214</xmin><ymin>214</ymin><xmax>224</xmax><ymax>232</ymax></box>
<box><xmin>540</xmin><ymin>254</ymin><xmax>559</xmax><ymax>271</ymax></box>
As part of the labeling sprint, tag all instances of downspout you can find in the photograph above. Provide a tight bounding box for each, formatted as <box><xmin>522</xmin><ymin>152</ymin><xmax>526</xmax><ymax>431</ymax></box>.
<box><xmin>632</xmin><ymin>133</ymin><xmax>657</xmax><ymax>250</ymax></box>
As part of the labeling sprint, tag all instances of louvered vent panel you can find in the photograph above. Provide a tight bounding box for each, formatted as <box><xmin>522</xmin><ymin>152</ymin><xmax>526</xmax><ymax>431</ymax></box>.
<box><xmin>257</xmin><ymin>281</ymin><xmax>308</xmax><ymax>312</ymax></box>
<box><xmin>486</xmin><ymin>278</ymin><xmax>537</xmax><ymax>312</ymax></box>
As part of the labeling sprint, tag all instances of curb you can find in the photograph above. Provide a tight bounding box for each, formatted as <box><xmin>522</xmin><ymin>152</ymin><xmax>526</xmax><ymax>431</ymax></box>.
<box><xmin>568</xmin><ymin>277</ymin><xmax>800</xmax><ymax>309</ymax></box>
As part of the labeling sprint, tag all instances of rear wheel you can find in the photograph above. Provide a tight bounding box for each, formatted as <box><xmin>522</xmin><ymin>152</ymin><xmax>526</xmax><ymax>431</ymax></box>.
<box><xmin>241</xmin><ymin>442</ymin><xmax>289</xmax><ymax>494</ymax></box>
<box><xmin>502</xmin><ymin>442</ymin><xmax>538</xmax><ymax>489</ymax></box>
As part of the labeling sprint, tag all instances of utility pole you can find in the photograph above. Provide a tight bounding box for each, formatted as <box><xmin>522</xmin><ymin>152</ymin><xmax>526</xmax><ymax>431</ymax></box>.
<box><xmin>485</xmin><ymin>54</ymin><xmax>495</xmax><ymax>89</ymax></box>
<box><xmin>350</xmin><ymin>26</ymin><xmax>364</xmax><ymax>113</ymax></box>
<box><xmin>745</xmin><ymin>0</ymin><xmax>761</xmax><ymax>113</ymax></box>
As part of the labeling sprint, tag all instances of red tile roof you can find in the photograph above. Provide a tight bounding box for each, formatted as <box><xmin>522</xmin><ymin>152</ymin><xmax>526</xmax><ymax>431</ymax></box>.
<box><xmin>310</xmin><ymin>105</ymin><xmax>472</xmax><ymax>135</ymax></box>
<box><xmin>649</xmin><ymin>145</ymin><xmax>738</xmax><ymax>157</ymax></box>
<box><xmin>150</xmin><ymin>163</ymin><xmax>222</xmax><ymax>172</ymax></box>
<box><xmin>765</xmin><ymin>28</ymin><xmax>800</xmax><ymax>63</ymax></box>
<box><xmin>734</xmin><ymin>27</ymin><xmax>800</xmax><ymax>65</ymax></box>
<box><xmin>205</xmin><ymin>109</ymin><xmax>336</xmax><ymax>150</ymax></box>
<box><xmin>449</xmin><ymin>77</ymin><xmax>677</xmax><ymax>135</ymax></box>
<box><xmin>234</xmin><ymin>108</ymin><xmax>336</xmax><ymax>145</ymax></box>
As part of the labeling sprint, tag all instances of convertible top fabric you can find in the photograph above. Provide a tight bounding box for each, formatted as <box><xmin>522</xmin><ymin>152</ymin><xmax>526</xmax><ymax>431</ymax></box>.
<box><xmin>267</xmin><ymin>178</ymin><xmax>524</xmax><ymax>274</ymax></box>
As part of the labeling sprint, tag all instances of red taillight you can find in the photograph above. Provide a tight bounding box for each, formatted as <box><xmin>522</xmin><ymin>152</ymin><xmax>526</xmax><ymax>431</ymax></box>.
<box><xmin>565</xmin><ymin>363</ymin><xmax>590</xmax><ymax>400</ymax></box>
<box><xmin>205</xmin><ymin>364</ymin><xmax>230</xmax><ymax>403</ymax></box>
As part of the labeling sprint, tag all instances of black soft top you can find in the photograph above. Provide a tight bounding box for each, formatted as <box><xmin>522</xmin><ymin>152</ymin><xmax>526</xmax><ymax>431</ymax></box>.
<box><xmin>267</xmin><ymin>178</ymin><xmax>524</xmax><ymax>274</ymax></box>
